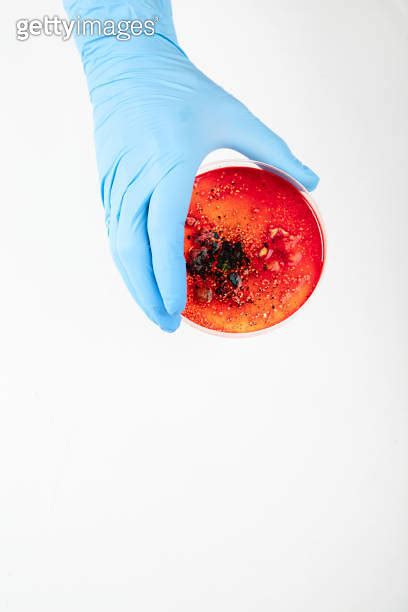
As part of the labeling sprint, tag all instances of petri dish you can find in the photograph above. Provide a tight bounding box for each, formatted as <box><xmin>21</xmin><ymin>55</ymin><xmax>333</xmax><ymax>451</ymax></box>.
<box><xmin>182</xmin><ymin>159</ymin><xmax>326</xmax><ymax>336</ymax></box>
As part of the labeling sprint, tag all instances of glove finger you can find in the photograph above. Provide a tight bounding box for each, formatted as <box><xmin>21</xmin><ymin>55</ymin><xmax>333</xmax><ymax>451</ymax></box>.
<box><xmin>110</xmin><ymin>181</ymin><xmax>181</xmax><ymax>333</ymax></box>
<box><xmin>147</xmin><ymin>161</ymin><xmax>200</xmax><ymax>316</ymax></box>
<box><xmin>230</xmin><ymin>109</ymin><xmax>319</xmax><ymax>191</ymax></box>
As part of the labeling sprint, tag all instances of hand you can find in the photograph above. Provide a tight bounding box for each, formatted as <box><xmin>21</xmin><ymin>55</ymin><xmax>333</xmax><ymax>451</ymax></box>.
<box><xmin>64</xmin><ymin>0</ymin><xmax>319</xmax><ymax>332</ymax></box>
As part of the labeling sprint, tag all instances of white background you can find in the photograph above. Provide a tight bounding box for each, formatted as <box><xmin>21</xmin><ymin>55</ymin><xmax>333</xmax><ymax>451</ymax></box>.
<box><xmin>1</xmin><ymin>1</ymin><xmax>407</xmax><ymax>610</ymax></box>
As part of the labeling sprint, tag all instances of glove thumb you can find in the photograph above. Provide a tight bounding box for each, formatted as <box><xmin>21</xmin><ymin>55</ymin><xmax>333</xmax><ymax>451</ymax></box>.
<box><xmin>230</xmin><ymin>107</ymin><xmax>319</xmax><ymax>191</ymax></box>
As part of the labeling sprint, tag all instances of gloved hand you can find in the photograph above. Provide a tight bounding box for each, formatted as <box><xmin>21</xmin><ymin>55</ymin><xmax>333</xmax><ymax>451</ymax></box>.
<box><xmin>64</xmin><ymin>0</ymin><xmax>318</xmax><ymax>332</ymax></box>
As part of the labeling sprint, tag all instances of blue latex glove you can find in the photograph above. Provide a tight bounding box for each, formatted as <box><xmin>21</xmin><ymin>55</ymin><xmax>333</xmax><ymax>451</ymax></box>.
<box><xmin>64</xmin><ymin>0</ymin><xmax>318</xmax><ymax>332</ymax></box>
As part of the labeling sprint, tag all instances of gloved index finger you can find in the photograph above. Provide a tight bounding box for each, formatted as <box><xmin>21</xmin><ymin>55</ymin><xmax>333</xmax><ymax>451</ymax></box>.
<box><xmin>147</xmin><ymin>161</ymin><xmax>199</xmax><ymax>316</ymax></box>
<box><xmin>110</xmin><ymin>178</ymin><xmax>181</xmax><ymax>333</ymax></box>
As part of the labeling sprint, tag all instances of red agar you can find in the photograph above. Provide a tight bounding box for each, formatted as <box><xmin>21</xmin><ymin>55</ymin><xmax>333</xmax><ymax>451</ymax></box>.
<box><xmin>183</xmin><ymin>166</ymin><xmax>324</xmax><ymax>333</ymax></box>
